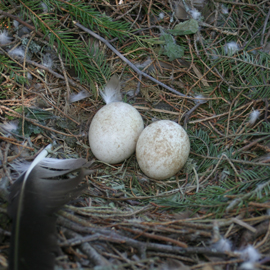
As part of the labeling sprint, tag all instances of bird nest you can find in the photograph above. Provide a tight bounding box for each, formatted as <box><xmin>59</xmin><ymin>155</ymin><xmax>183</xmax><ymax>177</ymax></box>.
<box><xmin>0</xmin><ymin>0</ymin><xmax>270</xmax><ymax>269</ymax></box>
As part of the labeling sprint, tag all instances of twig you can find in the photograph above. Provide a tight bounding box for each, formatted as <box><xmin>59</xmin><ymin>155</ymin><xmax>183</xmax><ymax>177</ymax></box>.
<box><xmin>62</xmin><ymin>229</ymin><xmax>110</xmax><ymax>267</ymax></box>
<box><xmin>215</xmin><ymin>0</ymin><xmax>268</xmax><ymax>9</ymax></box>
<box><xmin>200</xmin><ymin>22</ymin><xmax>237</xmax><ymax>36</ymax></box>
<box><xmin>183</xmin><ymin>103</ymin><xmax>201</xmax><ymax>127</ymax></box>
<box><xmin>55</xmin><ymin>46</ymin><xmax>71</xmax><ymax>113</ymax></box>
<box><xmin>122</xmin><ymin>227</ymin><xmax>187</xmax><ymax>248</ymax></box>
<box><xmin>261</xmin><ymin>8</ymin><xmax>270</xmax><ymax>46</ymax></box>
<box><xmin>0</xmin><ymin>136</ymin><xmax>34</xmax><ymax>151</ymax></box>
<box><xmin>57</xmin><ymin>214</ymin><xmax>232</xmax><ymax>257</ymax></box>
<box><xmin>191</xmin><ymin>151</ymin><xmax>270</xmax><ymax>167</ymax></box>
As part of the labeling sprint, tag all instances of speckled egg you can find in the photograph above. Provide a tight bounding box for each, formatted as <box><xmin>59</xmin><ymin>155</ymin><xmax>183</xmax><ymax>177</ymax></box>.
<box><xmin>89</xmin><ymin>102</ymin><xmax>144</xmax><ymax>164</ymax></box>
<box><xmin>136</xmin><ymin>120</ymin><xmax>190</xmax><ymax>180</ymax></box>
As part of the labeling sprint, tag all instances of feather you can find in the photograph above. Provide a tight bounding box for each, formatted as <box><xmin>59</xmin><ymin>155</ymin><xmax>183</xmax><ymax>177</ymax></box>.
<box><xmin>100</xmin><ymin>75</ymin><xmax>122</xmax><ymax>104</ymax></box>
<box><xmin>8</xmin><ymin>47</ymin><xmax>27</xmax><ymax>60</ymax></box>
<box><xmin>224</xmin><ymin>42</ymin><xmax>239</xmax><ymax>55</ymax></box>
<box><xmin>13</xmin><ymin>20</ymin><xmax>19</xmax><ymax>28</ymax></box>
<box><xmin>0</xmin><ymin>121</ymin><xmax>18</xmax><ymax>136</ymax></box>
<box><xmin>212</xmin><ymin>238</ymin><xmax>231</xmax><ymax>252</ymax></box>
<box><xmin>159</xmin><ymin>12</ymin><xmax>165</xmax><ymax>20</ymax></box>
<box><xmin>221</xmin><ymin>4</ymin><xmax>229</xmax><ymax>14</ymax></box>
<box><xmin>8</xmin><ymin>144</ymin><xmax>94</xmax><ymax>270</ymax></box>
<box><xmin>0</xmin><ymin>30</ymin><xmax>12</xmax><ymax>45</ymax></box>
<box><xmin>70</xmin><ymin>90</ymin><xmax>90</xmax><ymax>103</ymax></box>
<box><xmin>194</xmin><ymin>94</ymin><xmax>207</xmax><ymax>104</ymax></box>
<box><xmin>42</xmin><ymin>53</ymin><xmax>54</xmax><ymax>69</ymax></box>
<box><xmin>239</xmin><ymin>262</ymin><xmax>258</xmax><ymax>270</ymax></box>
<box><xmin>249</xmin><ymin>110</ymin><xmax>260</xmax><ymax>126</ymax></box>
<box><xmin>135</xmin><ymin>58</ymin><xmax>155</xmax><ymax>73</ymax></box>
<box><xmin>9</xmin><ymin>160</ymin><xmax>32</xmax><ymax>175</ymax></box>
<box><xmin>190</xmin><ymin>9</ymin><xmax>201</xmax><ymax>20</ymax></box>
<box><xmin>135</xmin><ymin>58</ymin><xmax>152</xmax><ymax>70</ymax></box>
<box><xmin>238</xmin><ymin>245</ymin><xmax>261</xmax><ymax>262</ymax></box>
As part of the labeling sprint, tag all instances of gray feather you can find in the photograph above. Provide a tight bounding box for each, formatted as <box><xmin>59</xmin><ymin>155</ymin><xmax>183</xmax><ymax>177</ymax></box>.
<box><xmin>100</xmin><ymin>75</ymin><xmax>122</xmax><ymax>104</ymax></box>
<box><xmin>8</xmin><ymin>156</ymin><xmax>94</xmax><ymax>270</ymax></box>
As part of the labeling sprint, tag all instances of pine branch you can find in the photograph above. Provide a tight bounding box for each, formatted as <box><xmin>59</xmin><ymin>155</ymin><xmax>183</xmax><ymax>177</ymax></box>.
<box><xmin>57</xmin><ymin>0</ymin><xmax>130</xmax><ymax>41</ymax></box>
<box><xmin>0</xmin><ymin>55</ymin><xmax>29</xmax><ymax>85</ymax></box>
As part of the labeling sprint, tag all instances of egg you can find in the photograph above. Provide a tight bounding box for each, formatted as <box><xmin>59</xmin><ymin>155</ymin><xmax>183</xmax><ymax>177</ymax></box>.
<box><xmin>136</xmin><ymin>120</ymin><xmax>190</xmax><ymax>180</ymax></box>
<box><xmin>89</xmin><ymin>102</ymin><xmax>144</xmax><ymax>164</ymax></box>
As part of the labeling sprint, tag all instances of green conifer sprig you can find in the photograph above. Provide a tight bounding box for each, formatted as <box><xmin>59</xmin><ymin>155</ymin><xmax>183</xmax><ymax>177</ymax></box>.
<box><xmin>56</xmin><ymin>0</ymin><xmax>130</xmax><ymax>41</ymax></box>
<box><xmin>16</xmin><ymin>0</ymin><xmax>111</xmax><ymax>84</ymax></box>
<box><xmin>0</xmin><ymin>55</ymin><xmax>29</xmax><ymax>85</ymax></box>
<box><xmin>1</xmin><ymin>0</ymin><xmax>131</xmax><ymax>85</ymax></box>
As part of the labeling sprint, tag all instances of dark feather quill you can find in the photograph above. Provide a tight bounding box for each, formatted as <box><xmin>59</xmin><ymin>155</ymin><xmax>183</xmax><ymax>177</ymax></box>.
<box><xmin>8</xmin><ymin>147</ymin><xmax>93</xmax><ymax>270</ymax></box>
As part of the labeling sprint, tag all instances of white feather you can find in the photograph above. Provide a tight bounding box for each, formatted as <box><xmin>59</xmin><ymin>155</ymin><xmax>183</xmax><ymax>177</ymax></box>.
<box><xmin>135</xmin><ymin>58</ymin><xmax>152</xmax><ymax>70</ymax></box>
<box><xmin>70</xmin><ymin>90</ymin><xmax>90</xmax><ymax>103</ymax></box>
<box><xmin>239</xmin><ymin>245</ymin><xmax>261</xmax><ymax>262</ymax></box>
<box><xmin>224</xmin><ymin>42</ymin><xmax>239</xmax><ymax>55</ymax></box>
<box><xmin>100</xmin><ymin>75</ymin><xmax>122</xmax><ymax>104</ymax></box>
<box><xmin>221</xmin><ymin>4</ymin><xmax>229</xmax><ymax>14</ymax></box>
<box><xmin>13</xmin><ymin>20</ymin><xmax>19</xmax><ymax>28</ymax></box>
<box><xmin>42</xmin><ymin>53</ymin><xmax>53</xmax><ymax>69</ymax></box>
<box><xmin>0</xmin><ymin>30</ymin><xmax>12</xmax><ymax>45</ymax></box>
<box><xmin>159</xmin><ymin>12</ymin><xmax>165</xmax><ymax>20</ymax></box>
<box><xmin>0</xmin><ymin>121</ymin><xmax>18</xmax><ymax>135</ymax></box>
<box><xmin>239</xmin><ymin>262</ymin><xmax>258</xmax><ymax>270</ymax></box>
<box><xmin>190</xmin><ymin>9</ymin><xmax>201</xmax><ymax>20</ymax></box>
<box><xmin>18</xmin><ymin>26</ymin><xmax>31</xmax><ymax>37</ymax></box>
<box><xmin>8</xmin><ymin>46</ymin><xmax>26</xmax><ymax>59</ymax></box>
<box><xmin>249</xmin><ymin>110</ymin><xmax>260</xmax><ymax>125</ymax></box>
<box><xmin>194</xmin><ymin>94</ymin><xmax>207</xmax><ymax>104</ymax></box>
<box><xmin>212</xmin><ymin>238</ymin><xmax>231</xmax><ymax>252</ymax></box>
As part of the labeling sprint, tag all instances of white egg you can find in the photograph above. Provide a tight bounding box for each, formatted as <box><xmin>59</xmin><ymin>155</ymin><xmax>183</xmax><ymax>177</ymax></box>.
<box><xmin>89</xmin><ymin>102</ymin><xmax>144</xmax><ymax>164</ymax></box>
<box><xmin>136</xmin><ymin>120</ymin><xmax>190</xmax><ymax>180</ymax></box>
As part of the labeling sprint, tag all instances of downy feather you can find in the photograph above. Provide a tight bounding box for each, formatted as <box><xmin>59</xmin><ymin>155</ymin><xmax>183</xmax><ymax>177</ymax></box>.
<box><xmin>8</xmin><ymin>47</ymin><xmax>27</xmax><ymax>60</ymax></box>
<box><xmin>70</xmin><ymin>90</ymin><xmax>90</xmax><ymax>103</ymax></box>
<box><xmin>42</xmin><ymin>53</ymin><xmax>54</xmax><ymax>69</ymax></box>
<box><xmin>249</xmin><ymin>110</ymin><xmax>260</xmax><ymax>126</ymax></box>
<box><xmin>224</xmin><ymin>42</ymin><xmax>239</xmax><ymax>55</ymax></box>
<box><xmin>190</xmin><ymin>9</ymin><xmax>201</xmax><ymax>20</ymax></box>
<box><xmin>0</xmin><ymin>30</ymin><xmax>12</xmax><ymax>45</ymax></box>
<box><xmin>0</xmin><ymin>121</ymin><xmax>18</xmax><ymax>136</ymax></box>
<box><xmin>194</xmin><ymin>94</ymin><xmax>207</xmax><ymax>105</ymax></box>
<box><xmin>238</xmin><ymin>245</ymin><xmax>261</xmax><ymax>262</ymax></box>
<box><xmin>212</xmin><ymin>238</ymin><xmax>231</xmax><ymax>252</ymax></box>
<box><xmin>8</xmin><ymin>144</ymin><xmax>94</xmax><ymax>270</ymax></box>
<box><xmin>100</xmin><ymin>75</ymin><xmax>122</xmax><ymax>104</ymax></box>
